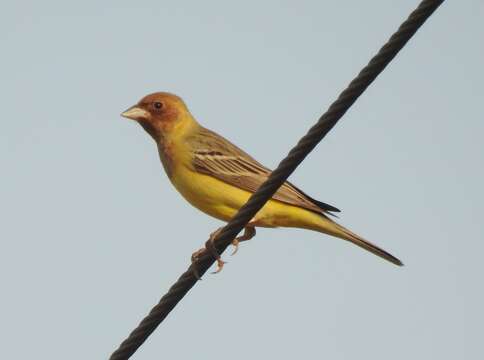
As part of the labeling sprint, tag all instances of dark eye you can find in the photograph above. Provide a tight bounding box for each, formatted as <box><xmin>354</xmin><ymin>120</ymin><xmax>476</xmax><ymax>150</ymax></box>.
<box><xmin>153</xmin><ymin>102</ymin><xmax>163</xmax><ymax>110</ymax></box>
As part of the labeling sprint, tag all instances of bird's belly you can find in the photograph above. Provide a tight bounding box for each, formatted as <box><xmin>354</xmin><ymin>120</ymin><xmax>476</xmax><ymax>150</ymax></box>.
<box><xmin>170</xmin><ymin>169</ymin><xmax>249</xmax><ymax>221</ymax></box>
<box><xmin>170</xmin><ymin>167</ymin><xmax>322</xmax><ymax>229</ymax></box>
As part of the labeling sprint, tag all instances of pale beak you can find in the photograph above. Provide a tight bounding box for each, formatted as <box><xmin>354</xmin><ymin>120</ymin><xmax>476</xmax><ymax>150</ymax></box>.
<box><xmin>121</xmin><ymin>105</ymin><xmax>150</xmax><ymax>121</ymax></box>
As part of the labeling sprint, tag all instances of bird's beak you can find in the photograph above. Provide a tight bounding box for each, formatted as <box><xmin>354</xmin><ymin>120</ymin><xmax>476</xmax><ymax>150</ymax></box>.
<box><xmin>121</xmin><ymin>105</ymin><xmax>150</xmax><ymax>121</ymax></box>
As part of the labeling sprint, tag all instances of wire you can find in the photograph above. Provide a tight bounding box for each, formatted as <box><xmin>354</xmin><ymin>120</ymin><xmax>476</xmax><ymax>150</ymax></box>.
<box><xmin>109</xmin><ymin>1</ymin><xmax>445</xmax><ymax>358</ymax></box>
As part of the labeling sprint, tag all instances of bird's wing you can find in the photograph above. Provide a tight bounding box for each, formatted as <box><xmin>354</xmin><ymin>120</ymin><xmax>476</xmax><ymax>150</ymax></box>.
<box><xmin>189</xmin><ymin>127</ymin><xmax>340</xmax><ymax>214</ymax></box>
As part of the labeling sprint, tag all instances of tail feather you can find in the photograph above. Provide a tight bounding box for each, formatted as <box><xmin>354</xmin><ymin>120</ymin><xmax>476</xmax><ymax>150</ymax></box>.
<box><xmin>341</xmin><ymin>227</ymin><xmax>403</xmax><ymax>266</ymax></box>
<box><xmin>319</xmin><ymin>218</ymin><xmax>403</xmax><ymax>266</ymax></box>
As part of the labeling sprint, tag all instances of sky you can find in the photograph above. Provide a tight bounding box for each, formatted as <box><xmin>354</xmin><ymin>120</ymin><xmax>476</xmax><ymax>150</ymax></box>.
<box><xmin>1</xmin><ymin>1</ymin><xmax>483</xmax><ymax>359</ymax></box>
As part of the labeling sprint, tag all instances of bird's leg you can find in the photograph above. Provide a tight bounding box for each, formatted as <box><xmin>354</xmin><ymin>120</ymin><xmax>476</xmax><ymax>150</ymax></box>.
<box><xmin>231</xmin><ymin>226</ymin><xmax>256</xmax><ymax>255</ymax></box>
<box><xmin>189</xmin><ymin>227</ymin><xmax>226</xmax><ymax>279</ymax></box>
<box><xmin>191</xmin><ymin>224</ymin><xmax>256</xmax><ymax>278</ymax></box>
<box><xmin>205</xmin><ymin>227</ymin><xmax>226</xmax><ymax>274</ymax></box>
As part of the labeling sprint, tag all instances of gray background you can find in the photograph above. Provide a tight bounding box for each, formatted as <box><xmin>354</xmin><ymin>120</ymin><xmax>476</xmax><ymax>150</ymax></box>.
<box><xmin>1</xmin><ymin>1</ymin><xmax>483</xmax><ymax>359</ymax></box>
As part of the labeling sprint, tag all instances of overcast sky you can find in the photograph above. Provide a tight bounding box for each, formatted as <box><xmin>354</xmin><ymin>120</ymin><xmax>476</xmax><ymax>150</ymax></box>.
<box><xmin>1</xmin><ymin>1</ymin><xmax>483</xmax><ymax>359</ymax></box>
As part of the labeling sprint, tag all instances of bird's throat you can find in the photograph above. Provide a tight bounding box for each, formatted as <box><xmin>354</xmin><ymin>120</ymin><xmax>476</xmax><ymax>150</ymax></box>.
<box><xmin>157</xmin><ymin>140</ymin><xmax>175</xmax><ymax>178</ymax></box>
<box><xmin>138</xmin><ymin>120</ymin><xmax>160</xmax><ymax>141</ymax></box>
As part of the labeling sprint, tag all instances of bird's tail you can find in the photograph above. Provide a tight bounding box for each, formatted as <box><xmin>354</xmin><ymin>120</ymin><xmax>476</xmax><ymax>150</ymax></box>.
<box><xmin>315</xmin><ymin>216</ymin><xmax>403</xmax><ymax>266</ymax></box>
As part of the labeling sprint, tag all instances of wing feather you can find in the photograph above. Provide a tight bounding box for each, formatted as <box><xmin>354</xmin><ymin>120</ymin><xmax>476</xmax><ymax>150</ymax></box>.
<box><xmin>189</xmin><ymin>127</ymin><xmax>340</xmax><ymax>214</ymax></box>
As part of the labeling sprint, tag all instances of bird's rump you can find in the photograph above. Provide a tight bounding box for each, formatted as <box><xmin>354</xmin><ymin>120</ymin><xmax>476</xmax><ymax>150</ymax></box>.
<box><xmin>189</xmin><ymin>127</ymin><xmax>340</xmax><ymax>215</ymax></box>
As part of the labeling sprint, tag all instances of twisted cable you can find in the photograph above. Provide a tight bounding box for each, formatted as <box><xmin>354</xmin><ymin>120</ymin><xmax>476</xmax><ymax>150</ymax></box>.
<box><xmin>110</xmin><ymin>1</ymin><xmax>444</xmax><ymax>358</ymax></box>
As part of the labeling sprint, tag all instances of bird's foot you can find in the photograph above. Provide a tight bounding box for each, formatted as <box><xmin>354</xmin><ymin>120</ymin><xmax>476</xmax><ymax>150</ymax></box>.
<box><xmin>190</xmin><ymin>248</ymin><xmax>205</xmax><ymax>280</ymax></box>
<box><xmin>190</xmin><ymin>227</ymin><xmax>227</xmax><ymax>279</ymax></box>
<box><xmin>231</xmin><ymin>238</ymin><xmax>240</xmax><ymax>256</ymax></box>
<box><xmin>231</xmin><ymin>226</ymin><xmax>256</xmax><ymax>256</ymax></box>
<box><xmin>205</xmin><ymin>227</ymin><xmax>227</xmax><ymax>274</ymax></box>
<box><xmin>191</xmin><ymin>225</ymin><xmax>256</xmax><ymax>278</ymax></box>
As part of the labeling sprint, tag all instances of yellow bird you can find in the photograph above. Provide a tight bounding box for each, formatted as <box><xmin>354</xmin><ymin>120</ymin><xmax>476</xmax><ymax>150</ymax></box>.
<box><xmin>121</xmin><ymin>92</ymin><xmax>403</xmax><ymax>272</ymax></box>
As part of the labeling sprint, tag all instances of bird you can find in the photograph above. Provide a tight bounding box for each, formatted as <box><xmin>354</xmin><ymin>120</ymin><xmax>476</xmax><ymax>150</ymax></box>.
<box><xmin>121</xmin><ymin>92</ymin><xmax>403</xmax><ymax>273</ymax></box>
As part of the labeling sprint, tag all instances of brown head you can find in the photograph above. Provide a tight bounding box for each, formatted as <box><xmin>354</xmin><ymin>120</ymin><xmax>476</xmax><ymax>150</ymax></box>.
<box><xmin>121</xmin><ymin>92</ymin><xmax>191</xmax><ymax>140</ymax></box>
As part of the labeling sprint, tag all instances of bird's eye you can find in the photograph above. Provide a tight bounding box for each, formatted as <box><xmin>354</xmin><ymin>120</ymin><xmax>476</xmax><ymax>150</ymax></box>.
<box><xmin>153</xmin><ymin>102</ymin><xmax>163</xmax><ymax>110</ymax></box>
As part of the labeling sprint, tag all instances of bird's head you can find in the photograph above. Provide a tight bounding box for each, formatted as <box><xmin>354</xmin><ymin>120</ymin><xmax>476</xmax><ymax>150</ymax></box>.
<box><xmin>121</xmin><ymin>92</ymin><xmax>191</xmax><ymax>140</ymax></box>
